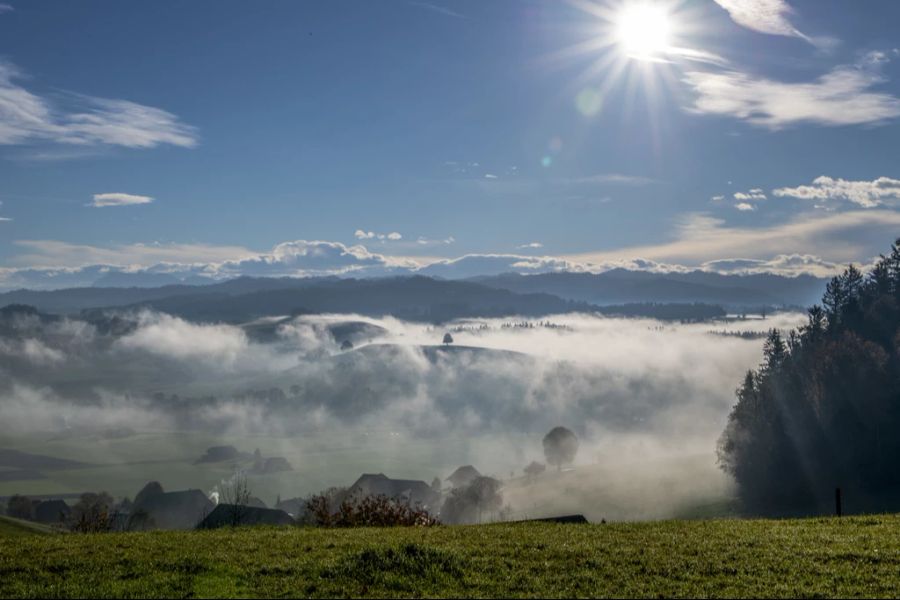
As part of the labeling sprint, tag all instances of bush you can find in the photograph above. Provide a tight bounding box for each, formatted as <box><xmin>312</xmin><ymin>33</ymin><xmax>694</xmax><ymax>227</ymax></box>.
<box><xmin>306</xmin><ymin>492</ymin><xmax>438</xmax><ymax>527</ymax></box>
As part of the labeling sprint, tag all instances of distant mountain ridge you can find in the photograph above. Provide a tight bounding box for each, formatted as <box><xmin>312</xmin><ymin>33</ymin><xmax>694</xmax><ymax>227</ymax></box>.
<box><xmin>469</xmin><ymin>270</ymin><xmax>827</xmax><ymax>308</ymax></box>
<box><xmin>0</xmin><ymin>270</ymin><xmax>825</xmax><ymax>323</ymax></box>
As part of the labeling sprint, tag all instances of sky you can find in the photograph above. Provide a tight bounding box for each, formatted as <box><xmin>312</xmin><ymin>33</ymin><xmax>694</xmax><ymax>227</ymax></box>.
<box><xmin>1</xmin><ymin>0</ymin><xmax>900</xmax><ymax>287</ymax></box>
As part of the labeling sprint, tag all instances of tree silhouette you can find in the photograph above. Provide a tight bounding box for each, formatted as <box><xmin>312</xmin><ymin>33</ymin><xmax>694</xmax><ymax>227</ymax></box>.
<box><xmin>543</xmin><ymin>427</ymin><xmax>579</xmax><ymax>471</ymax></box>
<box><xmin>719</xmin><ymin>238</ymin><xmax>900</xmax><ymax>515</ymax></box>
<box><xmin>442</xmin><ymin>333</ymin><xmax>453</xmax><ymax>345</ymax></box>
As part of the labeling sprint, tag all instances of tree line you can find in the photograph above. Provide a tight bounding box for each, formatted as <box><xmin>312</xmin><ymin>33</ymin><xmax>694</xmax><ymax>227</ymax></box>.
<box><xmin>718</xmin><ymin>239</ymin><xmax>900</xmax><ymax>515</ymax></box>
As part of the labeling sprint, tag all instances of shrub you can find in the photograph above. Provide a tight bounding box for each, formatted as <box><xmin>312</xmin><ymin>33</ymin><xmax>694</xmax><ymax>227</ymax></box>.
<box><xmin>306</xmin><ymin>492</ymin><xmax>438</xmax><ymax>527</ymax></box>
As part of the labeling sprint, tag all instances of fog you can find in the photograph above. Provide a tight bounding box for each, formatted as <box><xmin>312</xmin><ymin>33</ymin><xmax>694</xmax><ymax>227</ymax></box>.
<box><xmin>0</xmin><ymin>309</ymin><xmax>806</xmax><ymax>520</ymax></box>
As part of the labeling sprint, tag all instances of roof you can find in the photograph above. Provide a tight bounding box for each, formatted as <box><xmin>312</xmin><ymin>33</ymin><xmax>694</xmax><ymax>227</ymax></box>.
<box><xmin>133</xmin><ymin>489</ymin><xmax>214</xmax><ymax>530</ymax></box>
<box><xmin>196</xmin><ymin>504</ymin><xmax>294</xmax><ymax>529</ymax></box>
<box><xmin>349</xmin><ymin>473</ymin><xmax>440</xmax><ymax>508</ymax></box>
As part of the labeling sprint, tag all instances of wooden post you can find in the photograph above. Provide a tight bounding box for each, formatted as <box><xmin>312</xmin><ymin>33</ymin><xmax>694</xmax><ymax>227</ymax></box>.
<box><xmin>835</xmin><ymin>487</ymin><xmax>842</xmax><ymax>517</ymax></box>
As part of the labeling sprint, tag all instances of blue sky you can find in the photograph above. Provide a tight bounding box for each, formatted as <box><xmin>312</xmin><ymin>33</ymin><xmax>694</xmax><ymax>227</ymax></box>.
<box><xmin>1</xmin><ymin>0</ymin><xmax>900</xmax><ymax>287</ymax></box>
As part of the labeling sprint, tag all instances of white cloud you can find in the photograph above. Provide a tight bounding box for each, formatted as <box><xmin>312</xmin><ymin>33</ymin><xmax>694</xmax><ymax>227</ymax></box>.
<box><xmin>484</xmin><ymin>174</ymin><xmax>498</xmax><ymax>179</ymax></box>
<box><xmin>683</xmin><ymin>64</ymin><xmax>900</xmax><ymax>129</ymax></box>
<box><xmin>773</xmin><ymin>176</ymin><xmax>900</xmax><ymax>208</ymax></box>
<box><xmin>712</xmin><ymin>0</ymin><xmax>807</xmax><ymax>40</ymax></box>
<box><xmin>0</xmin><ymin>61</ymin><xmax>197</xmax><ymax>149</ymax></box>
<box><xmin>91</xmin><ymin>192</ymin><xmax>154</xmax><ymax>207</ymax></box>
<box><xmin>564</xmin><ymin>209</ymin><xmax>900</xmax><ymax>267</ymax></box>
<box><xmin>518</xmin><ymin>242</ymin><xmax>544</xmax><ymax>249</ymax></box>
<box><xmin>0</xmin><ymin>4</ymin><xmax>12</xmax><ymax>14</ymax></box>
<box><xmin>702</xmin><ymin>254</ymin><xmax>844</xmax><ymax>278</ymax></box>
<box><xmin>355</xmin><ymin>229</ymin><xmax>403</xmax><ymax>242</ymax></box>
<box><xmin>734</xmin><ymin>202</ymin><xmax>756</xmax><ymax>211</ymax></box>
<box><xmin>710</xmin><ymin>195</ymin><xmax>725</xmax><ymax>202</ymax></box>
<box><xmin>734</xmin><ymin>188</ymin><xmax>766</xmax><ymax>201</ymax></box>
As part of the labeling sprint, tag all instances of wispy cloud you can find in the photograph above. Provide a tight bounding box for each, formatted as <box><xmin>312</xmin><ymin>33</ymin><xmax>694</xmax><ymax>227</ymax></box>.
<box><xmin>0</xmin><ymin>4</ymin><xmax>13</xmax><ymax>15</ymax></box>
<box><xmin>712</xmin><ymin>0</ymin><xmax>809</xmax><ymax>42</ymax></box>
<box><xmin>734</xmin><ymin>202</ymin><xmax>756</xmax><ymax>211</ymax></box>
<box><xmin>564</xmin><ymin>210</ymin><xmax>900</xmax><ymax>266</ymax></box>
<box><xmin>408</xmin><ymin>1</ymin><xmax>468</xmax><ymax>20</ymax></box>
<box><xmin>683</xmin><ymin>63</ymin><xmax>900</xmax><ymax>129</ymax></box>
<box><xmin>518</xmin><ymin>242</ymin><xmax>544</xmax><ymax>249</ymax></box>
<box><xmin>773</xmin><ymin>176</ymin><xmax>900</xmax><ymax>209</ymax></box>
<box><xmin>0</xmin><ymin>61</ymin><xmax>198</xmax><ymax>149</ymax></box>
<box><xmin>91</xmin><ymin>192</ymin><xmax>154</xmax><ymax>208</ymax></box>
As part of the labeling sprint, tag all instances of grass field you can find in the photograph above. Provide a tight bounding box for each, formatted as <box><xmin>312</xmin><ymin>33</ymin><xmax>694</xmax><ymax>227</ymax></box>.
<box><xmin>2</xmin><ymin>515</ymin><xmax>900</xmax><ymax>598</ymax></box>
<box><xmin>0</xmin><ymin>515</ymin><xmax>53</xmax><ymax>538</ymax></box>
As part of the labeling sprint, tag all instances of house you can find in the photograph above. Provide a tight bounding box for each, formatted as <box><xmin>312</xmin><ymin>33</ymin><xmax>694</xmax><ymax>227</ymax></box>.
<box><xmin>196</xmin><ymin>504</ymin><xmax>294</xmax><ymax>529</ymax></box>
<box><xmin>446</xmin><ymin>465</ymin><xmax>481</xmax><ymax>489</ymax></box>
<box><xmin>33</xmin><ymin>499</ymin><xmax>70</xmax><ymax>524</ymax></box>
<box><xmin>348</xmin><ymin>473</ymin><xmax>440</xmax><ymax>510</ymax></box>
<box><xmin>132</xmin><ymin>488</ymin><xmax>214</xmax><ymax>530</ymax></box>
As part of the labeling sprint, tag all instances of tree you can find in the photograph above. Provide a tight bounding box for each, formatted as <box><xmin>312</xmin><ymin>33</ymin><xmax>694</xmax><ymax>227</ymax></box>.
<box><xmin>340</xmin><ymin>339</ymin><xmax>354</xmax><ymax>350</ymax></box>
<box><xmin>440</xmin><ymin>476</ymin><xmax>503</xmax><ymax>524</ymax></box>
<box><xmin>220</xmin><ymin>471</ymin><xmax>252</xmax><ymax>526</ymax></box>
<box><xmin>442</xmin><ymin>333</ymin><xmax>453</xmax><ymax>345</ymax></box>
<box><xmin>543</xmin><ymin>426</ymin><xmax>579</xmax><ymax>471</ymax></box>
<box><xmin>719</xmin><ymin>238</ymin><xmax>900</xmax><ymax>515</ymax></box>
<box><xmin>71</xmin><ymin>492</ymin><xmax>114</xmax><ymax>533</ymax></box>
<box><xmin>523</xmin><ymin>461</ymin><xmax>546</xmax><ymax>479</ymax></box>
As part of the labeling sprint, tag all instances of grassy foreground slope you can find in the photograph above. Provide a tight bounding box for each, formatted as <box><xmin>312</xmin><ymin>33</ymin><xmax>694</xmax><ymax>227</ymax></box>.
<box><xmin>2</xmin><ymin>516</ymin><xmax>899</xmax><ymax>598</ymax></box>
<box><xmin>0</xmin><ymin>515</ymin><xmax>53</xmax><ymax>538</ymax></box>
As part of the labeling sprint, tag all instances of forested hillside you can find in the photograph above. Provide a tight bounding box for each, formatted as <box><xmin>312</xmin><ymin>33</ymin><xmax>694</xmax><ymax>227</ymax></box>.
<box><xmin>719</xmin><ymin>239</ymin><xmax>900</xmax><ymax>515</ymax></box>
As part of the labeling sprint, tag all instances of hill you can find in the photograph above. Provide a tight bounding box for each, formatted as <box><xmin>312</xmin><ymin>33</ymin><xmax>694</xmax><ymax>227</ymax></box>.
<box><xmin>0</xmin><ymin>271</ymin><xmax>824</xmax><ymax>321</ymax></box>
<box><xmin>1</xmin><ymin>516</ymin><xmax>899</xmax><ymax>597</ymax></box>
<box><xmin>472</xmin><ymin>270</ymin><xmax>827</xmax><ymax>309</ymax></box>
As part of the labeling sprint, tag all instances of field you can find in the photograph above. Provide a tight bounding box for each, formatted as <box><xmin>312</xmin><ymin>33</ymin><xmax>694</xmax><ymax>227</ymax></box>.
<box><xmin>2</xmin><ymin>515</ymin><xmax>900</xmax><ymax>598</ymax></box>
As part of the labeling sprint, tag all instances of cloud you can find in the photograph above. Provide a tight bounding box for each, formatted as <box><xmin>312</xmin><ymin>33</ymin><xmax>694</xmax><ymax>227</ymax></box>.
<box><xmin>408</xmin><ymin>1</ymin><xmax>468</xmax><ymax>20</ymax></box>
<box><xmin>518</xmin><ymin>242</ymin><xmax>544</xmax><ymax>249</ymax></box>
<box><xmin>0</xmin><ymin>4</ymin><xmax>12</xmax><ymax>14</ymax></box>
<box><xmin>734</xmin><ymin>202</ymin><xmax>756</xmax><ymax>211</ymax></box>
<box><xmin>91</xmin><ymin>192</ymin><xmax>154</xmax><ymax>208</ymax></box>
<box><xmin>711</xmin><ymin>195</ymin><xmax>725</xmax><ymax>202</ymax></box>
<box><xmin>8</xmin><ymin>239</ymin><xmax>256</xmax><ymax>269</ymax></box>
<box><xmin>565</xmin><ymin>209</ymin><xmax>900</xmax><ymax>267</ymax></box>
<box><xmin>773</xmin><ymin>176</ymin><xmax>900</xmax><ymax>209</ymax></box>
<box><xmin>0</xmin><ymin>61</ymin><xmax>197</xmax><ymax>149</ymax></box>
<box><xmin>569</xmin><ymin>174</ymin><xmax>657</xmax><ymax>186</ymax></box>
<box><xmin>355</xmin><ymin>229</ymin><xmax>403</xmax><ymax>242</ymax></box>
<box><xmin>416</xmin><ymin>254</ymin><xmax>581</xmax><ymax>278</ymax></box>
<box><xmin>702</xmin><ymin>254</ymin><xmax>844</xmax><ymax>278</ymax></box>
<box><xmin>484</xmin><ymin>174</ymin><xmax>498</xmax><ymax>179</ymax></box>
<box><xmin>734</xmin><ymin>189</ymin><xmax>766</xmax><ymax>201</ymax></box>
<box><xmin>712</xmin><ymin>0</ymin><xmax>808</xmax><ymax>41</ymax></box>
<box><xmin>683</xmin><ymin>64</ymin><xmax>900</xmax><ymax>129</ymax></box>
<box><xmin>217</xmin><ymin>240</ymin><xmax>414</xmax><ymax>278</ymax></box>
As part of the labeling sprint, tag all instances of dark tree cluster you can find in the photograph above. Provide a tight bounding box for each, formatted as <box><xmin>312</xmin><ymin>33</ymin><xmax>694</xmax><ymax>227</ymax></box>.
<box><xmin>718</xmin><ymin>239</ymin><xmax>900</xmax><ymax>515</ymax></box>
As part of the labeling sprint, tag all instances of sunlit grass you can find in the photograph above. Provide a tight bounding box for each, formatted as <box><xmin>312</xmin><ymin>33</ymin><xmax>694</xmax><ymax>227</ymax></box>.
<box><xmin>3</xmin><ymin>515</ymin><xmax>900</xmax><ymax>598</ymax></box>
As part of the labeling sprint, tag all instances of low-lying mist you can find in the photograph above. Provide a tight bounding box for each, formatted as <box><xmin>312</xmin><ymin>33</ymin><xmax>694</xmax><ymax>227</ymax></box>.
<box><xmin>0</xmin><ymin>308</ymin><xmax>806</xmax><ymax>521</ymax></box>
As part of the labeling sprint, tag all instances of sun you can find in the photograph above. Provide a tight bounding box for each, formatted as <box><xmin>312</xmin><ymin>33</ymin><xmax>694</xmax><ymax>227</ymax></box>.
<box><xmin>615</xmin><ymin>2</ymin><xmax>673</xmax><ymax>60</ymax></box>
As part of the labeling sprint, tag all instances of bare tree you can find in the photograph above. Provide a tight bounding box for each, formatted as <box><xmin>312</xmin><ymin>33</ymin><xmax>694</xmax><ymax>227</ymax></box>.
<box><xmin>220</xmin><ymin>471</ymin><xmax>252</xmax><ymax>526</ymax></box>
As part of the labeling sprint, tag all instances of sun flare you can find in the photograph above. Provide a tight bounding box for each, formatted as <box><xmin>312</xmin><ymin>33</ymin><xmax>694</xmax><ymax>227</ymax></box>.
<box><xmin>615</xmin><ymin>2</ymin><xmax>672</xmax><ymax>60</ymax></box>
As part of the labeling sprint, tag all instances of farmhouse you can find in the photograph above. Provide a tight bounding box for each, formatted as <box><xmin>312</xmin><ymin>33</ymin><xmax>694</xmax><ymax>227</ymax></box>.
<box><xmin>196</xmin><ymin>504</ymin><xmax>294</xmax><ymax>529</ymax></box>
